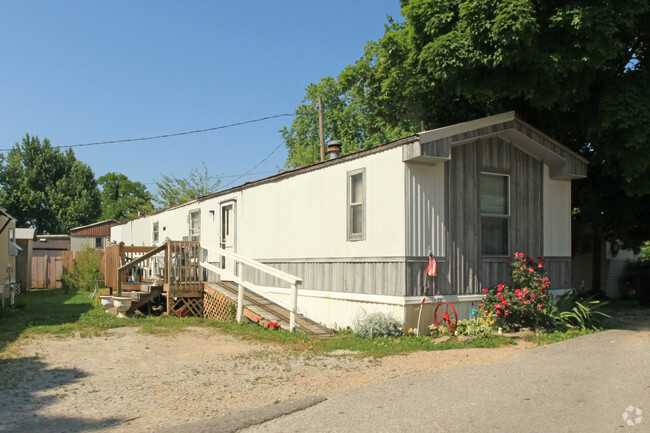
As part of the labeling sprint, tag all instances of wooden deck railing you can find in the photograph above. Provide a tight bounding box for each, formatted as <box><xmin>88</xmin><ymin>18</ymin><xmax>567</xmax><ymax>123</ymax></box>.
<box><xmin>200</xmin><ymin>242</ymin><xmax>303</xmax><ymax>332</ymax></box>
<box><xmin>105</xmin><ymin>241</ymin><xmax>201</xmax><ymax>296</ymax></box>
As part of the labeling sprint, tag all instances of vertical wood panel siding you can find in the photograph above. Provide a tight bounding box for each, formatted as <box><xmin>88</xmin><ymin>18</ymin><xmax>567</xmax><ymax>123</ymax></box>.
<box><xmin>447</xmin><ymin>137</ymin><xmax>544</xmax><ymax>294</ymax></box>
<box><xmin>509</xmin><ymin>146</ymin><xmax>543</xmax><ymax>259</ymax></box>
<box><xmin>447</xmin><ymin>142</ymin><xmax>481</xmax><ymax>294</ymax></box>
<box><xmin>243</xmin><ymin>260</ymin><xmax>407</xmax><ymax>297</ymax></box>
<box><xmin>406</xmin><ymin>258</ymin><xmax>451</xmax><ymax>295</ymax></box>
<box><xmin>543</xmin><ymin>256</ymin><xmax>572</xmax><ymax>290</ymax></box>
<box><xmin>405</xmin><ymin>163</ymin><xmax>446</xmax><ymax>257</ymax></box>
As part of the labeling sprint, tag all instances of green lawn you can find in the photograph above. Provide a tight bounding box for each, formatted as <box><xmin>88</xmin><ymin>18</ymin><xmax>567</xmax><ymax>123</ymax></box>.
<box><xmin>2</xmin><ymin>287</ymin><xmax>640</xmax><ymax>358</ymax></box>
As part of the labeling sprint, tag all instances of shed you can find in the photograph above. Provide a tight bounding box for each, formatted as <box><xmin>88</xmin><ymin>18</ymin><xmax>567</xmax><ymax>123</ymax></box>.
<box><xmin>0</xmin><ymin>207</ymin><xmax>18</xmax><ymax>306</ymax></box>
<box><xmin>110</xmin><ymin>112</ymin><xmax>588</xmax><ymax>329</ymax></box>
<box><xmin>70</xmin><ymin>220</ymin><xmax>117</xmax><ymax>251</ymax></box>
<box><xmin>32</xmin><ymin>235</ymin><xmax>70</xmax><ymax>289</ymax></box>
<box><xmin>15</xmin><ymin>228</ymin><xmax>36</xmax><ymax>292</ymax></box>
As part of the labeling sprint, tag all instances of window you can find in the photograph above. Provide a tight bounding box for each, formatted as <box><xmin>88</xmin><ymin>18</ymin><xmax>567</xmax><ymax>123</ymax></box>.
<box><xmin>152</xmin><ymin>222</ymin><xmax>159</xmax><ymax>243</ymax></box>
<box><xmin>480</xmin><ymin>173</ymin><xmax>509</xmax><ymax>255</ymax></box>
<box><xmin>95</xmin><ymin>237</ymin><xmax>103</xmax><ymax>249</ymax></box>
<box><xmin>347</xmin><ymin>169</ymin><xmax>365</xmax><ymax>241</ymax></box>
<box><xmin>189</xmin><ymin>210</ymin><xmax>201</xmax><ymax>241</ymax></box>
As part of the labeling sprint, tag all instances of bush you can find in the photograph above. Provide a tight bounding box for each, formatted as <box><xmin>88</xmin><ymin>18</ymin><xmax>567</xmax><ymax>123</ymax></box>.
<box><xmin>352</xmin><ymin>310</ymin><xmax>403</xmax><ymax>338</ymax></box>
<box><xmin>479</xmin><ymin>252</ymin><xmax>557</xmax><ymax>331</ymax></box>
<box><xmin>63</xmin><ymin>246</ymin><xmax>104</xmax><ymax>293</ymax></box>
<box><xmin>455</xmin><ymin>319</ymin><xmax>495</xmax><ymax>338</ymax></box>
<box><xmin>555</xmin><ymin>293</ymin><xmax>610</xmax><ymax>330</ymax></box>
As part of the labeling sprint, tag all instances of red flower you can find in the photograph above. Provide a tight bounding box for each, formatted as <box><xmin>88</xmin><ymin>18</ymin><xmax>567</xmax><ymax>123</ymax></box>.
<box><xmin>528</xmin><ymin>268</ymin><xmax>535</xmax><ymax>273</ymax></box>
<box><xmin>497</xmin><ymin>284</ymin><xmax>504</xmax><ymax>292</ymax></box>
<box><xmin>538</xmin><ymin>304</ymin><xmax>543</xmax><ymax>311</ymax></box>
<box><xmin>537</xmin><ymin>262</ymin><xmax>543</xmax><ymax>269</ymax></box>
<box><xmin>496</xmin><ymin>310</ymin><xmax>501</xmax><ymax>315</ymax></box>
<box><xmin>482</xmin><ymin>288</ymin><xmax>489</xmax><ymax>293</ymax></box>
<box><xmin>505</xmin><ymin>310</ymin><xmax>510</xmax><ymax>316</ymax></box>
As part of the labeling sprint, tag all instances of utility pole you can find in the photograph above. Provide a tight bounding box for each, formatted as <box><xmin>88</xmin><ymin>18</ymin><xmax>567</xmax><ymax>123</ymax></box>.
<box><xmin>318</xmin><ymin>96</ymin><xmax>325</xmax><ymax>162</ymax></box>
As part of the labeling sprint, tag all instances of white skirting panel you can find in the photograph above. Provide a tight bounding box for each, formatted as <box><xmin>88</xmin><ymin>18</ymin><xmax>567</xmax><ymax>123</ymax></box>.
<box><xmin>259</xmin><ymin>286</ymin><xmax>483</xmax><ymax>331</ymax></box>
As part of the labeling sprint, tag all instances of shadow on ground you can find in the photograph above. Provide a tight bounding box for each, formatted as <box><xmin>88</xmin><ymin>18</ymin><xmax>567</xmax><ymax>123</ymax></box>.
<box><xmin>0</xmin><ymin>356</ymin><xmax>123</xmax><ymax>433</ymax></box>
<box><xmin>604</xmin><ymin>301</ymin><xmax>650</xmax><ymax>331</ymax></box>
<box><xmin>0</xmin><ymin>288</ymin><xmax>92</xmax><ymax>351</ymax></box>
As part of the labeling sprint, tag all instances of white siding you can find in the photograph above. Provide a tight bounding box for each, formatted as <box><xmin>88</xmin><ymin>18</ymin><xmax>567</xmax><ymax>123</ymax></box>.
<box><xmin>543</xmin><ymin>165</ymin><xmax>571</xmax><ymax>256</ymax></box>
<box><xmin>405</xmin><ymin>162</ymin><xmax>446</xmax><ymax>257</ymax></box>
<box><xmin>237</xmin><ymin>147</ymin><xmax>405</xmax><ymax>259</ymax></box>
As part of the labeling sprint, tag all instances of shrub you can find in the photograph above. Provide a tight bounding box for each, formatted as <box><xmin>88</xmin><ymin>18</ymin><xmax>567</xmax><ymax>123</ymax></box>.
<box><xmin>555</xmin><ymin>293</ymin><xmax>610</xmax><ymax>330</ymax></box>
<box><xmin>455</xmin><ymin>319</ymin><xmax>495</xmax><ymax>338</ymax></box>
<box><xmin>479</xmin><ymin>252</ymin><xmax>557</xmax><ymax>331</ymax></box>
<box><xmin>352</xmin><ymin>310</ymin><xmax>403</xmax><ymax>338</ymax></box>
<box><xmin>63</xmin><ymin>246</ymin><xmax>104</xmax><ymax>293</ymax></box>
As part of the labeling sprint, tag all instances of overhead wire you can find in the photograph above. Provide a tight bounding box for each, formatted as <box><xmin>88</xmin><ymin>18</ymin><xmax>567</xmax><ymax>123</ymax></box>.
<box><xmin>0</xmin><ymin>113</ymin><xmax>295</xmax><ymax>151</ymax></box>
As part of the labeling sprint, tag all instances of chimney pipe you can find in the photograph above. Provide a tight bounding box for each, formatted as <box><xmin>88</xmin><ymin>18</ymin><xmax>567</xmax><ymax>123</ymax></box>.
<box><xmin>327</xmin><ymin>140</ymin><xmax>342</xmax><ymax>160</ymax></box>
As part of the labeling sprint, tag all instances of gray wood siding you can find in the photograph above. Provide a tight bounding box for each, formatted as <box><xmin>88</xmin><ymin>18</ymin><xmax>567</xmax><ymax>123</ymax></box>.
<box><xmin>543</xmin><ymin>256</ymin><xmax>572</xmax><ymax>290</ymax></box>
<box><xmin>447</xmin><ymin>142</ymin><xmax>481</xmax><ymax>294</ymax></box>
<box><xmin>509</xmin><ymin>144</ymin><xmax>543</xmax><ymax>258</ymax></box>
<box><xmin>243</xmin><ymin>259</ymin><xmax>407</xmax><ymax>297</ymax></box>
<box><xmin>447</xmin><ymin>137</ymin><xmax>544</xmax><ymax>294</ymax></box>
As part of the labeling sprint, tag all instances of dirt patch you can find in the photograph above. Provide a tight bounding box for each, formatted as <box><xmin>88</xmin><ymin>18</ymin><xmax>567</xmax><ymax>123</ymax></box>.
<box><xmin>0</xmin><ymin>327</ymin><xmax>533</xmax><ymax>433</ymax></box>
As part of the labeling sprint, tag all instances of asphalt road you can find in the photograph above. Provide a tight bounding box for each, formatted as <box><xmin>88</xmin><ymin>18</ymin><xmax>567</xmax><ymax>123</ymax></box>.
<box><xmin>239</xmin><ymin>330</ymin><xmax>649</xmax><ymax>433</ymax></box>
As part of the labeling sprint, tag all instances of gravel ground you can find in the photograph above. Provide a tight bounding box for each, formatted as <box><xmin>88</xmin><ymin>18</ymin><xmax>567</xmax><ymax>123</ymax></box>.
<box><xmin>0</xmin><ymin>327</ymin><xmax>534</xmax><ymax>433</ymax></box>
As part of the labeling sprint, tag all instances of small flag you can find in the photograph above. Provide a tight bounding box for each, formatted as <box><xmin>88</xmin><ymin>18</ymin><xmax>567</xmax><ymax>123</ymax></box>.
<box><xmin>426</xmin><ymin>247</ymin><xmax>437</xmax><ymax>277</ymax></box>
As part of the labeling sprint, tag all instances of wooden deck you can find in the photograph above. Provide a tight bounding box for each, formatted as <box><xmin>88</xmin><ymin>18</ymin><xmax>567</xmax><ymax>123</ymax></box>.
<box><xmin>205</xmin><ymin>281</ymin><xmax>334</xmax><ymax>337</ymax></box>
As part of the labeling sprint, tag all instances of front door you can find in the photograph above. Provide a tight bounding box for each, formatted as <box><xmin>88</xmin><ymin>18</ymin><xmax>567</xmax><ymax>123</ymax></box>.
<box><xmin>220</xmin><ymin>202</ymin><xmax>235</xmax><ymax>276</ymax></box>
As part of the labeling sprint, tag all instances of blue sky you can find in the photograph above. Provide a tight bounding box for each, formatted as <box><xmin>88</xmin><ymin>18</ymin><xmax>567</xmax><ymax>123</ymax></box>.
<box><xmin>0</xmin><ymin>1</ymin><xmax>402</xmax><ymax>192</ymax></box>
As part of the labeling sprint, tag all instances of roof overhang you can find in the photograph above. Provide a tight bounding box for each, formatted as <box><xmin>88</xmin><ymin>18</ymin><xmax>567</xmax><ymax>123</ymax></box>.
<box><xmin>404</xmin><ymin>111</ymin><xmax>588</xmax><ymax>180</ymax></box>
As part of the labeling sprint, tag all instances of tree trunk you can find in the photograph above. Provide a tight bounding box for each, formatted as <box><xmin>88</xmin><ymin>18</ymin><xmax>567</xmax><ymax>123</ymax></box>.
<box><xmin>591</xmin><ymin>227</ymin><xmax>602</xmax><ymax>294</ymax></box>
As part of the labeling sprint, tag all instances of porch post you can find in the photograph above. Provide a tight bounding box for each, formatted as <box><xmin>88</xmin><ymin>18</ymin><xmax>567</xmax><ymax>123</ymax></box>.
<box><xmin>289</xmin><ymin>282</ymin><xmax>298</xmax><ymax>332</ymax></box>
<box><xmin>236</xmin><ymin>261</ymin><xmax>244</xmax><ymax>323</ymax></box>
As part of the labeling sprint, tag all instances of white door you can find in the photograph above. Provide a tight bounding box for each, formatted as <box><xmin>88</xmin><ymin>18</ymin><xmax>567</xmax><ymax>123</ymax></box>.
<box><xmin>220</xmin><ymin>203</ymin><xmax>235</xmax><ymax>276</ymax></box>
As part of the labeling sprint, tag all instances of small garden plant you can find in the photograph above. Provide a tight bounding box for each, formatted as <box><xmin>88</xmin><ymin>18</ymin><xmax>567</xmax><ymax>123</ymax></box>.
<box><xmin>479</xmin><ymin>252</ymin><xmax>609</xmax><ymax>332</ymax></box>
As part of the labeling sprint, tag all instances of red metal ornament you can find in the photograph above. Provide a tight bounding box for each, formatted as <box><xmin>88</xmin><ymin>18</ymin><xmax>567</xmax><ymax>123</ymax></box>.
<box><xmin>434</xmin><ymin>302</ymin><xmax>458</xmax><ymax>334</ymax></box>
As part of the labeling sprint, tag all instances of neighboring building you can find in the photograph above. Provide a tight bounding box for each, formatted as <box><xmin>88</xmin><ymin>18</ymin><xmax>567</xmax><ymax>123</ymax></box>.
<box><xmin>111</xmin><ymin>112</ymin><xmax>588</xmax><ymax>328</ymax></box>
<box><xmin>32</xmin><ymin>235</ymin><xmax>70</xmax><ymax>289</ymax></box>
<box><xmin>70</xmin><ymin>220</ymin><xmax>117</xmax><ymax>252</ymax></box>
<box><xmin>15</xmin><ymin>228</ymin><xmax>36</xmax><ymax>293</ymax></box>
<box><xmin>0</xmin><ymin>207</ymin><xmax>18</xmax><ymax>306</ymax></box>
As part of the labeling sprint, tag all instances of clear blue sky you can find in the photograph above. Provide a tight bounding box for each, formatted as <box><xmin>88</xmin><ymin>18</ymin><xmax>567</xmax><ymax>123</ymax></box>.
<box><xmin>0</xmin><ymin>1</ymin><xmax>402</xmax><ymax>192</ymax></box>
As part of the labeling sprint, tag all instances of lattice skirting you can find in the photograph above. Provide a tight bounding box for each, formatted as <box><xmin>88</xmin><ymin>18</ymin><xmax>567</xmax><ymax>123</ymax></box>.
<box><xmin>203</xmin><ymin>286</ymin><xmax>236</xmax><ymax>320</ymax></box>
<box><xmin>167</xmin><ymin>295</ymin><xmax>203</xmax><ymax>317</ymax></box>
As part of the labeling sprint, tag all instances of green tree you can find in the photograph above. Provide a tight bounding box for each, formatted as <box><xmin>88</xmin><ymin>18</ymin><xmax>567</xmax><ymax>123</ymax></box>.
<box><xmin>287</xmin><ymin>0</ymin><xmax>650</xmax><ymax>291</ymax></box>
<box><xmin>0</xmin><ymin>134</ymin><xmax>101</xmax><ymax>234</ymax></box>
<box><xmin>155</xmin><ymin>162</ymin><xmax>221</xmax><ymax>208</ymax></box>
<box><xmin>98</xmin><ymin>172</ymin><xmax>154</xmax><ymax>221</ymax></box>
<box><xmin>281</xmin><ymin>76</ymin><xmax>412</xmax><ymax>168</ymax></box>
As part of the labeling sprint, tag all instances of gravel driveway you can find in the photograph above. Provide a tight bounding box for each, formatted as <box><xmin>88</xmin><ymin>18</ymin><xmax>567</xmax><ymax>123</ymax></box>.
<box><xmin>0</xmin><ymin>327</ymin><xmax>533</xmax><ymax>433</ymax></box>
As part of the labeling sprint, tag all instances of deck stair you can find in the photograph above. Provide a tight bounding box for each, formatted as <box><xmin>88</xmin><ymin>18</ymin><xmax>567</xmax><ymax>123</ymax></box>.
<box><xmin>119</xmin><ymin>284</ymin><xmax>163</xmax><ymax>314</ymax></box>
<box><xmin>205</xmin><ymin>281</ymin><xmax>334</xmax><ymax>337</ymax></box>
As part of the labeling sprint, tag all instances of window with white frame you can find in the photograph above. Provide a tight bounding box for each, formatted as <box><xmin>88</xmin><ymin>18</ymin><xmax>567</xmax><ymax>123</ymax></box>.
<box><xmin>189</xmin><ymin>210</ymin><xmax>201</xmax><ymax>241</ymax></box>
<box><xmin>480</xmin><ymin>173</ymin><xmax>509</xmax><ymax>255</ymax></box>
<box><xmin>152</xmin><ymin>221</ymin><xmax>159</xmax><ymax>243</ymax></box>
<box><xmin>347</xmin><ymin>169</ymin><xmax>365</xmax><ymax>241</ymax></box>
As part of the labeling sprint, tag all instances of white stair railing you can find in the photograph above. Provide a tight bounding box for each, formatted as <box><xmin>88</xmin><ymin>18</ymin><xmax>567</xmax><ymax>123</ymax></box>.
<box><xmin>200</xmin><ymin>242</ymin><xmax>303</xmax><ymax>332</ymax></box>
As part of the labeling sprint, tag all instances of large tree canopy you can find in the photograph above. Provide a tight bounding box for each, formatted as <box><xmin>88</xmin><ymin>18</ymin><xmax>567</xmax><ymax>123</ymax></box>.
<box><xmin>155</xmin><ymin>163</ymin><xmax>221</xmax><ymax>208</ymax></box>
<box><xmin>281</xmin><ymin>76</ymin><xmax>411</xmax><ymax>168</ymax></box>
<box><xmin>284</xmin><ymin>0</ymin><xmax>650</xmax><ymax>255</ymax></box>
<box><xmin>98</xmin><ymin>172</ymin><xmax>153</xmax><ymax>221</ymax></box>
<box><xmin>0</xmin><ymin>134</ymin><xmax>101</xmax><ymax>234</ymax></box>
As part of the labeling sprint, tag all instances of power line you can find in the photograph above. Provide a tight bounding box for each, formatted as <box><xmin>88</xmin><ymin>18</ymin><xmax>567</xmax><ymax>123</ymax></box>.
<box><xmin>142</xmin><ymin>170</ymin><xmax>278</xmax><ymax>185</ymax></box>
<box><xmin>218</xmin><ymin>142</ymin><xmax>285</xmax><ymax>191</ymax></box>
<box><xmin>0</xmin><ymin>113</ymin><xmax>295</xmax><ymax>152</ymax></box>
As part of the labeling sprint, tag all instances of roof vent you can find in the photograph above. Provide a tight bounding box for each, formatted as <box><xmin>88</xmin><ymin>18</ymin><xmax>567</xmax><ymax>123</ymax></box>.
<box><xmin>327</xmin><ymin>140</ymin><xmax>342</xmax><ymax>160</ymax></box>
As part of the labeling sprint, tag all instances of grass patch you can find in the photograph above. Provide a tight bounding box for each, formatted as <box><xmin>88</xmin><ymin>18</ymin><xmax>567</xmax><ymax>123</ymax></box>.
<box><xmin>5</xmin><ymin>287</ymin><xmax>644</xmax><ymax>358</ymax></box>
